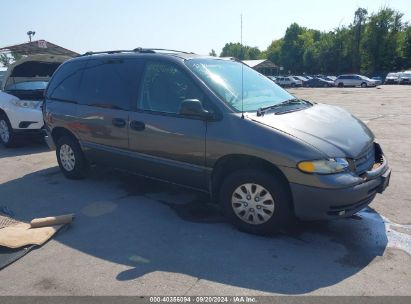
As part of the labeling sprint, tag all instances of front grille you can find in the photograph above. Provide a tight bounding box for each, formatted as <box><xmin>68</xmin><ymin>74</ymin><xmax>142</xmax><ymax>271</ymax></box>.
<box><xmin>354</xmin><ymin>143</ymin><xmax>375</xmax><ymax>175</ymax></box>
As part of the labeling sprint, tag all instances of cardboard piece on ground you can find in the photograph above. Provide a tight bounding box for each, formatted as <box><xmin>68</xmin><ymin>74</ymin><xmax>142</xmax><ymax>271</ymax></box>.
<box><xmin>0</xmin><ymin>214</ymin><xmax>74</xmax><ymax>249</ymax></box>
<box><xmin>0</xmin><ymin>223</ymin><xmax>64</xmax><ymax>248</ymax></box>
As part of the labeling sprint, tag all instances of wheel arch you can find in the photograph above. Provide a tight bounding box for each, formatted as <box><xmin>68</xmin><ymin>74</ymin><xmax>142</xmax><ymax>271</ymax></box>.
<box><xmin>210</xmin><ymin>154</ymin><xmax>292</xmax><ymax>208</ymax></box>
<box><xmin>0</xmin><ymin>108</ymin><xmax>8</xmax><ymax>118</ymax></box>
<box><xmin>51</xmin><ymin>127</ymin><xmax>78</xmax><ymax>144</ymax></box>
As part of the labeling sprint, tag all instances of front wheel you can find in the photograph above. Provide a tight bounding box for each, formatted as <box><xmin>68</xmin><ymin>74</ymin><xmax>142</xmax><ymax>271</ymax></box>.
<box><xmin>0</xmin><ymin>113</ymin><xmax>16</xmax><ymax>147</ymax></box>
<box><xmin>361</xmin><ymin>82</ymin><xmax>367</xmax><ymax>88</ymax></box>
<box><xmin>56</xmin><ymin>135</ymin><xmax>88</xmax><ymax>179</ymax></box>
<box><xmin>219</xmin><ymin>169</ymin><xmax>292</xmax><ymax>235</ymax></box>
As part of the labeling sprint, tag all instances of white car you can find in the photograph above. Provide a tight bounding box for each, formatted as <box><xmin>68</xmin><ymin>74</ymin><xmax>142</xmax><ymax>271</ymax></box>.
<box><xmin>399</xmin><ymin>71</ymin><xmax>411</xmax><ymax>85</ymax></box>
<box><xmin>0</xmin><ymin>54</ymin><xmax>69</xmax><ymax>147</ymax></box>
<box><xmin>385</xmin><ymin>72</ymin><xmax>400</xmax><ymax>84</ymax></box>
<box><xmin>335</xmin><ymin>74</ymin><xmax>378</xmax><ymax>88</ymax></box>
<box><xmin>275</xmin><ymin>76</ymin><xmax>303</xmax><ymax>87</ymax></box>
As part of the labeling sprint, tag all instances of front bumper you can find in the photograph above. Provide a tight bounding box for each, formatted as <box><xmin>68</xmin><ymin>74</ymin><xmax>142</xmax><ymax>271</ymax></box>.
<box><xmin>289</xmin><ymin>148</ymin><xmax>391</xmax><ymax>220</ymax></box>
<box><xmin>4</xmin><ymin>103</ymin><xmax>43</xmax><ymax>130</ymax></box>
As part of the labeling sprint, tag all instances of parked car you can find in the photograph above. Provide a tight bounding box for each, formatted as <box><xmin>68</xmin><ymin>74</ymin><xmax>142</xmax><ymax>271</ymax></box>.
<box><xmin>399</xmin><ymin>71</ymin><xmax>411</xmax><ymax>85</ymax></box>
<box><xmin>276</xmin><ymin>76</ymin><xmax>302</xmax><ymax>87</ymax></box>
<box><xmin>0</xmin><ymin>67</ymin><xmax>7</xmax><ymax>89</ymax></box>
<box><xmin>294</xmin><ymin>76</ymin><xmax>310</xmax><ymax>86</ymax></box>
<box><xmin>43</xmin><ymin>49</ymin><xmax>391</xmax><ymax>235</ymax></box>
<box><xmin>304</xmin><ymin>77</ymin><xmax>334</xmax><ymax>88</ymax></box>
<box><xmin>267</xmin><ymin>76</ymin><xmax>277</xmax><ymax>82</ymax></box>
<box><xmin>335</xmin><ymin>74</ymin><xmax>378</xmax><ymax>88</ymax></box>
<box><xmin>371</xmin><ymin>76</ymin><xmax>382</xmax><ymax>85</ymax></box>
<box><xmin>384</xmin><ymin>72</ymin><xmax>400</xmax><ymax>84</ymax></box>
<box><xmin>0</xmin><ymin>54</ymin><xmax>69</xmax><ymax>147</ymax></box>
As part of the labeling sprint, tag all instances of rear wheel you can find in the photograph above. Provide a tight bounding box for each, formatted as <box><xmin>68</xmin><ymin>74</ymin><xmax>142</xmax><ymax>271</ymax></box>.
<box><xmin>361</xmin><ymin>82</ymin><xmax>367</xmax><ymax>88</ymax></box>
<box><xmin>56</xmin><ymin>135</ymin><xmax>88</xmax><ymax>179</ymax></box>
<box><xmin>219</xmin><ymin>169</ymin><xmax>292</xmax><ymax>235</ymax></box>
<box><xmin>0</xmin><ymin>113</ymin><xmax>16</xmax><ymax>147</ymax></box>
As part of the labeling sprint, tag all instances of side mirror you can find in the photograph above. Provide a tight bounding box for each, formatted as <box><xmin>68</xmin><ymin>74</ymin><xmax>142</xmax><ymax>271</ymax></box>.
<box><xmin>179</xmin><ymin>99</ymin><xmax>212</xmax><ymax>119</ymax></box>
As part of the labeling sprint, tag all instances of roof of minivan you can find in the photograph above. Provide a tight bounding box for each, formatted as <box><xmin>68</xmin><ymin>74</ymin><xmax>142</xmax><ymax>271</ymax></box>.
<box><xmin>74</xmin><ymin>50</ymin><xmax>233</xmax><ymax>61</ymax></box>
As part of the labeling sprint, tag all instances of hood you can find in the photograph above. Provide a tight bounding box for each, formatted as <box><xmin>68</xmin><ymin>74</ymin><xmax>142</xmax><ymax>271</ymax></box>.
<box><xmin>1</xmin><ymin>54</ymin><xmax>70</xmax><ymax>90</ymax></box>
<box><xmin>249</xmin><ymin>104</ymin><xmax>374</xmax><ymax>158</ymax></box>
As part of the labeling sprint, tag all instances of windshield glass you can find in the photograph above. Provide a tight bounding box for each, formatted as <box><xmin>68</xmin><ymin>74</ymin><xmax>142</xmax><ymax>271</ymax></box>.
<box><xmin>185</xmin><ymin>59</ymin><xmax>294</xmax><ymax>112</ymax></box>
<box><xmin>5</xmin><ymin>81</ymin><xmax>48</xmax><ymax>91</ymax></box>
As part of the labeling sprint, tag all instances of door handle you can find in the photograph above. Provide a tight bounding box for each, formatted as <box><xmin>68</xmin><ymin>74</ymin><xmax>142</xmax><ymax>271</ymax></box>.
<box><xmin>130</xmin><ymin>120</ymin><xmax>145</xmax><ymax>131</ymax></box>
<box><xmin>112</xmin><ymin>118</ymin><xmax>126</xmax><ymax>128</ymax></box>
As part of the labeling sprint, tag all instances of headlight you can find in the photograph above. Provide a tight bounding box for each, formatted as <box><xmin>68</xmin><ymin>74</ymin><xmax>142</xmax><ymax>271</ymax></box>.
<box><xmin>297</xmin><ymin>158</ymin><xmax>349</xmax><ymax>174</ymax></box>
<box><xmin>11</xmin><ymin>99</ymin><xmax>41</xmax><ymax>109</ymax></box>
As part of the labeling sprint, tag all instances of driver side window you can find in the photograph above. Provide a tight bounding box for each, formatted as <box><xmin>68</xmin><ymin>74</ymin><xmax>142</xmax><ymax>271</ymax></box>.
<box><xmin>138</xmin><ymin>61</ymin><xmax>205</xmax><ymax>114</ymax></box>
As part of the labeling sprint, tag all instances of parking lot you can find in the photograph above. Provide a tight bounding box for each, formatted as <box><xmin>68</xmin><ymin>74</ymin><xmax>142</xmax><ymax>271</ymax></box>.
<box><xmin>0</xmin><ymin>86</ymin><xmax>410</xmax><ymax>296</ymax></box>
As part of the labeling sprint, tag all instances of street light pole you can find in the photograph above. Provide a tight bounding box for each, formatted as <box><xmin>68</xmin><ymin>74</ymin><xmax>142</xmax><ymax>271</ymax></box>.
<box><xmin>27</xmin><ymin>31</ymin><xmax>36</xmax><ymax>42</ymax></box>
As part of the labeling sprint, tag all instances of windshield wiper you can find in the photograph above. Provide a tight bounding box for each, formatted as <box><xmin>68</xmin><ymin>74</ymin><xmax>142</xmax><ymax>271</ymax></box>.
<box><xmin>257</xmin><ymin>98</ymin><xmax>309</xmax><ymax>116</ymax></box>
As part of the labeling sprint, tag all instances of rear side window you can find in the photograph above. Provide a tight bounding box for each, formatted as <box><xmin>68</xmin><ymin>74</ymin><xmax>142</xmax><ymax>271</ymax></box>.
<box><xmin>47</xmin><ymin>60</ymin><xmax>86</xmax><ymax>102</ymax></box>
<box><xmin>79</xmin><ymin>58</ymin><xmax>143</xmax><ymax>110</ymax></box>
<box><xmin>138</xmin><ymin>61</ymin><xmax>205</xmax><ymax>114</ymax></box>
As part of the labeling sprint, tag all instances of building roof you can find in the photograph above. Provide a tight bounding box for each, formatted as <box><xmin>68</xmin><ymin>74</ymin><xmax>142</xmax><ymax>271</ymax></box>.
<box><xmin>0</xmin><ymin>40</ymin><xmax>79</xmax><ymax>57</ymax></box>
<box><xmin>242</xmin><ymin>59</ymin><xmax>277</xmax><ymax>69</ymax></box>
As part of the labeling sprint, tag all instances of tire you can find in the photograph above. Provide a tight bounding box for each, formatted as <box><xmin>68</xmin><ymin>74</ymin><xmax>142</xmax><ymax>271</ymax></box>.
<box><xmin>0</xmin><ymin>112</ymin><xmax>16</xmax><ymax>147</ymax></box>
<box><xmin>56</xmin><ymin>135</ymin><xmax>88</xmax><ymax>179</ymax></box>
<box><xmin>219</xmin><ymin>169</ymin><xmax>292</xmax><ymax>235</ymax></box>
<box><xmin>337</xmin><ymin>82</ymin><xmax>344</xmax><ymax>88</ymax></box>
<box><xmin>361</xmin><ymin>82</ymin><xmax>367</xmax><ymax>88</ymax></box>
<box><xmin>323</xmin><ymin>83</ymin><xmax>328</xmax><ymax>88</ymax></box>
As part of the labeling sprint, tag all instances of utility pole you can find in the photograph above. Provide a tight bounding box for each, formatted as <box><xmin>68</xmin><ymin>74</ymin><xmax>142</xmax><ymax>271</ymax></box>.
<box><xmin>27</xmin><ymin>31</ymin><xmax>36</xmax><ymax>42</ymax></box>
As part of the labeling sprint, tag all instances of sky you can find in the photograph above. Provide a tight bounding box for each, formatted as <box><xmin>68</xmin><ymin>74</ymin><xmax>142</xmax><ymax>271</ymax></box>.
<box><xmin>1</xmin><ymin>0</ymin><xmax>410</xmax><ymax>56</ymax></box>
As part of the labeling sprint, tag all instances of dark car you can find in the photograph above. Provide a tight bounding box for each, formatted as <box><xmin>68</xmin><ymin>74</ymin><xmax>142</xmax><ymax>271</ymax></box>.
<box><xmin>304</xmin><ymin>77</ymin><xmax>334</xmax><ymax>87</ymax></box>
<box><xmin>43</xmin><ymin>49</ymin><xmax>391</xmax><ymax>235</ymax></box>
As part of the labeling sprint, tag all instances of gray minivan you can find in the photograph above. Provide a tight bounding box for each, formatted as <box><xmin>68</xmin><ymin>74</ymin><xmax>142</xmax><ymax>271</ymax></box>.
<box><xmin>43</xmin><ymin>49</ymin><xmax>391</xmax><ymax>234</ymax></box>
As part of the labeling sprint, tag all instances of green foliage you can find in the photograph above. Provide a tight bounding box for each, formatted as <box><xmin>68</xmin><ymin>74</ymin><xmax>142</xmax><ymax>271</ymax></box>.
<box><xmin>260</xmin><ymin>6</ymin><xmax>409</xmax><ymax>75</ymax></box>
<box><xmin>209</xmin><ymin>49</ymin><xmax>217</xmax><ymax>57</ymax></box>
<box><xmin>220</xmin><ymin>42</ymin><xmax>262</xmax><ymax>60</ymax></box>
<box><xmin>0</xmin><ymin>52</ymin><xmax>23</xmax><ymax>67</ymax></box>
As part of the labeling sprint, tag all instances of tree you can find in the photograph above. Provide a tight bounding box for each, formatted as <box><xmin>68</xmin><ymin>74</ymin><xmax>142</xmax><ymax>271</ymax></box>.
<box><xmin>220</xmin><ymin>6</ymin><xmax>411</xmax><ymax>75</ymax></box>
<box><xmin>403</xmin><ymin>25</ymin><xmax>411</xmax><ymax>68</ymax></box>
<box><xmin>352</xmin><ymin>8</ymin><xmax>368</xmax><ymax>72</ymax></box>
<box><xmin>209</xmin><ymin>49</ymin><xmax>217</xmax><ymax>57</ymax></box>
<box><xmin>362</xmin><ymin>7</ymin><xmax>405</xmax><ymax>74</ymax></box>
<box><xmin>280</xmin><ymin>23</ymin><xmax>305</xmax><ymax>73</ymax></box>
<box><xmin>266</xmin><ymin>39</ymin><xmax>283</xmax><ymax>66</ymax></box>
<box><xmin>0</xmin><ymin>52</ymin><xmax>22</xmax><ymax>67</ymax></box>
<box><xmin>220</xmin><ymin>42</ymin><xmax>262</xmax><ymax>60</ymax></box>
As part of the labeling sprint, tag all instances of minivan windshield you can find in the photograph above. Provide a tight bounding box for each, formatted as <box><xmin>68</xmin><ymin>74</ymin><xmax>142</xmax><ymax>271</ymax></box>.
<box><xmin>186</xmin><ymin>59</ymin><xmax>294</xmax><ymax>112</ymax></box>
